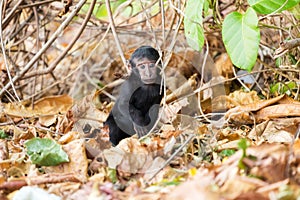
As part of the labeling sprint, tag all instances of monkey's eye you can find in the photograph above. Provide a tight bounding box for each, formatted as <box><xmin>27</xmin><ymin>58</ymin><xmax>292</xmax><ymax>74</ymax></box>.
<box><xmin>149</xmin><ymin>63</ymin><xmax>156</xmax><ymax>68</ymax></box>
<box><xmin>139</xmin><ymin>64</ymin><xmax>146</xmax><ymax>69</ymax></box>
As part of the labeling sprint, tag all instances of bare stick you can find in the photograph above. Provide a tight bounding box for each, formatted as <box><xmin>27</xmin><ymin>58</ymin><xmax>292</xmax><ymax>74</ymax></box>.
<box><xmin>147</xmin><ymin>134</ymin><xmax>195</xmax><ymax>182</ymax></box>
<box><xmin>24</xmin><ymin>0</ymin><xmax>97</xmax><ymax>79</ymax></box>
<box><xmin>105</xmin><ymin>0</ymin><xmax>129</xmax><ymax>73</ymax></box>
<box><xmin>2</xmin><ymin>0</ymin><xmax>23</xmax><ymax>29</ymax></box>
<box><xmin>274</xmin><ymin>38</ymin><xmax>300</xmax><ymax>59</ymax></box>
<box><xmin>0</xmin><ymin>0</ymin><xmax>87</xmax><ymax>97</ymax></box>
<box><xmin>0</xmin><ymin>0</ymin><xmax>21</xmax><ymax>101</ymax></box>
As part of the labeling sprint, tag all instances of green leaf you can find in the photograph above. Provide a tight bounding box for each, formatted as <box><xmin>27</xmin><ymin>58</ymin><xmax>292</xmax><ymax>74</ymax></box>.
<box><xmin>25</xmin><ymin>138</ymin><xmax>69</xmax><ymax>166</ymax></box>
<box><xmin>270</xmin><ymin>81</ymin><xmax>297</xmax><ymax>95</ymax></box>
<box><xmin>248</xmin><ymin>0</ymin><xmax>300</xmax><ymax>14</ymax></box>
<box><xmin>289</xmin><ymin>4</ymin><xmax>300</xmax><ymax>20</ymax></box>
<box><xmin>107</xmin><ymin>168</ymin><xmax>118</xmax><ymax>183</ymax></box>
<box><xmin>222</xmin><ymin>7</ymin><xmax>260</xmax><ymax>71</ymax></box>
<box><xmin>184</xmin><ymin>0</ymin><xmax>205</xmax><ymax>51</ymax></box>
<box><xmin>0</xmin><ymin>130</ymin><xmax>9</xmax><ymax>139</ymax></box>
<box><xmin>220</xmin><ymin>149</ymin><xmax>236</xmax><ymax>157</ymax></box>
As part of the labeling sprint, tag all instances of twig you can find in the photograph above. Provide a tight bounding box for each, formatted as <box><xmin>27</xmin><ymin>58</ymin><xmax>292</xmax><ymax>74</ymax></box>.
<box><xmin>0</xmin><ymin>0</ymin><xmax>87</xmax><ymax>97</ymax></box>
<box><xmin>147</xmin><ymin>133</ymin><xmax>195</xmax><ymax>182</ymax></box>
<box><xmin>2</xmin><ymin>0</ymin><xmax>23</xmax><ymax>29</ymax></box>
<box><xmin>274</xmin><ymin>38</ymin><xmax>300</xmax><ymax>59</ymax></box>
<box><xmin>24</xmin><ymin>0</ymin><xmax>96</xmax><ymax>79</ymax></box>
<box><xmin>160</xmin><ymin>0</ymin><xmax>166</xmax><ymax>50</ymax></box>
<box><xmin>18</xmin><ymin>0</ymin><xmax>57</xmax><ymax>9</ymax></box>
<box><xmin>0</xmin><ymin>173</ymin><xmax>82</xmax><ymax>192</ymax></box>
<box><xmin>0</xmin><ymin>0</ymin><xmax>21</xmax><ymax>101</ymax></box>
<box><xmin>25</xmin><ymin>25</ymin><xmax>112</xmax><ymax>100</ymax></box>
<box><xmin>146</xmin><ymin>0</ymin><xmax>185</xmax><ymax>135</ymax></box>
<box><xmin>105</xmin><ymin>0</ymin><xmax>128</xmax><ymax>73</ymax></box>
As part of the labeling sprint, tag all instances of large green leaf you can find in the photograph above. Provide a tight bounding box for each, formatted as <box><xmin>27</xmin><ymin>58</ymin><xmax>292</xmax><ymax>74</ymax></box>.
<box><xmin>184</xmin><ymin>0</ymin><xmax>205</xmax><ymax>51</ymax></box>
<box><xmin>222</xmin><ymin>8</ymin><xmax>260</xmax><ymax>71</ymax></box>
<box><xmin>248</xmin><ymin>0</ymin><xmax>300</xmax><ymax>14</ymax></box>
<box><xmin>25</xmin><ymin>138</ymin><xmax>69</xmax><ymax>166</ymax></box>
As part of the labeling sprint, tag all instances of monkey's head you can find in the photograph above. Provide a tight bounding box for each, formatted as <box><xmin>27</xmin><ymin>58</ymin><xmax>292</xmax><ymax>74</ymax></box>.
<box><xmin>129</xmin><ymin>46</ymin><xmax>161</xmax><ymax>85</ymax></box>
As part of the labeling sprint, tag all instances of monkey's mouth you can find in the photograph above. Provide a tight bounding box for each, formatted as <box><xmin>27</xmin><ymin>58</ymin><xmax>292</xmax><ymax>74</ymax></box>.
<box><xmin>143</xmin><ymin>79</ymin><xmax>157</xmax><ymax>84</ymax></box>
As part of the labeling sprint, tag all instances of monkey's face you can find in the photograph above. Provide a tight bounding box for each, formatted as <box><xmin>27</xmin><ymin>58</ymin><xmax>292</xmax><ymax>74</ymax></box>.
<box><xmin>134</xmin><ymin>58</ymin><xmax>160</xmax><ymax>84</ymax></box>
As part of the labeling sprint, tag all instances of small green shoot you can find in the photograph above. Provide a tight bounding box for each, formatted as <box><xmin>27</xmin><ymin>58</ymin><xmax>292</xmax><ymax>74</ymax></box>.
<box><xmin>0</xmin><ymin>130</ymin><xmax>9</xmax><ymax>139</ymax></box>
<box><xmin>237</xmin><ymin>138</ymin><xmax>250</xmax><ymax>170</ymax></box>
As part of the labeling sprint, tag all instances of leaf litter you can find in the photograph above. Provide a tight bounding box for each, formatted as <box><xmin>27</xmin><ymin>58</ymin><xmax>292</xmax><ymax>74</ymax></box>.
<box><xmin>1</xmin><ymin>86</ymin><xmax>300</xmax><ymax>199</ymax></box>
<box><xmin>0</xmin><ymin>2</ymin><xmax>300</xmax><ymax>199</ymax></box>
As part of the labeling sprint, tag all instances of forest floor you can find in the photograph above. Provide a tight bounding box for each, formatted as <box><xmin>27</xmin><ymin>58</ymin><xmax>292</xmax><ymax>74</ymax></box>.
<box><xmin>0</xmin><ymin>1</ymin><xmax>300</xmax><ymax>199</ymax></box>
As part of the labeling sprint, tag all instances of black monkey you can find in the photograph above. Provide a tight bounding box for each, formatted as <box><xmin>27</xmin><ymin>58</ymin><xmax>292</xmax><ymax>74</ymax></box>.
<box><xmin>105</xmin><ymin>46</ymin><xmax>163</xmax><ymax>146</ymax></box>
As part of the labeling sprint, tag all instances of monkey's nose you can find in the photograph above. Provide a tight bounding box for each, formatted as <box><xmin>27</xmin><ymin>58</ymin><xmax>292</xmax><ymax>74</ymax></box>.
<box><xmin>145</xmin><ymin>67</ymin><xmax>151</xmax><ymax>77</ymax></box>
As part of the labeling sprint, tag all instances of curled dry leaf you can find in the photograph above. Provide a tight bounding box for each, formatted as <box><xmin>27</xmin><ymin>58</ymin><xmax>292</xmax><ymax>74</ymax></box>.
<box><xmin>256</xmin><ymin>104</ymin><xmax>300</xmax><ymax>121</ymax></box>
<box><xmin>225</xmin><ymin>94</ymin><xmax>285</xmax><ymax>124</ymax></box>
<box><xmin>248</xmin><ymin>118</ymin><xmax>300</xmax><ymax>144</ymax></box>
<box><xmin>160</xmin><ymin>98</ymin><xmax>189</xmax><ymax>124</ymax></box>
<box><xmin>228</xmin><ymin>90</ymin><xmax>261</xmax><ymax>106</ymax></box>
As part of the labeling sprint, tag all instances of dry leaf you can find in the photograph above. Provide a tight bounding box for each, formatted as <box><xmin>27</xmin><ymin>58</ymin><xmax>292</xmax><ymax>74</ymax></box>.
<box><xmin>44</xmin><ymin>139</ymin><xmax>88</xmax><ymax>181</ymax></box>
<box><xmin>256</xmin><ymin>104</ymin><xmax>300</xmax><ymax>121</ymax></box>
<box><xmin>225</xmin><ymin>95</ymin><xmax>285</xmax><ymax>124</ymax></box>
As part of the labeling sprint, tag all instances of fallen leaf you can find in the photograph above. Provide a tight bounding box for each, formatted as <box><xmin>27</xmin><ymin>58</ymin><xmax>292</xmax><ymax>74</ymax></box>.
<box><xmin>256</xmin><ymin>104</ymin><xmax>300</xmax><ymax>121</ymax></box>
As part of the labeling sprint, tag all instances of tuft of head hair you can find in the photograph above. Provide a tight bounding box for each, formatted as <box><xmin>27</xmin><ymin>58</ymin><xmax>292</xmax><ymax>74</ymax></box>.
<box><xmin>129</xmin><ymin>46</ymin><xmax>160</xmax><ymax>67</ymax></box>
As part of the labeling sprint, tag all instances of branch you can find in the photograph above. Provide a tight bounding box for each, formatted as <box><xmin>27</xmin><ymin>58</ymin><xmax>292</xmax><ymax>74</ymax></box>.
<box><xmin>24</xmin><ymin>0</ymin><xmax>97</xmax><ymax>79</ymax></box>
<box><xmin>274</xmin><ymin>38</ymin><xmax>300</xmax><ymax>59</ymax></box>
<box><xmin>105</xmin><ymin>0</ymin><xmax>129</xmax><ymax>73</ymax></box>
<box><xmin>0</xmin><ymin>0</ymin><xmax>87</xmax><ymax>97</ymax></box>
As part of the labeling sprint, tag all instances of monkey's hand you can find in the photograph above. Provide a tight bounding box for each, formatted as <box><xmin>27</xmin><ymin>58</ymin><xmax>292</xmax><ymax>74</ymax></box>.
<box><xmin>133</xmin><ymin>123</ymin><xmax>148</xmax><ymax>138</ymax></box>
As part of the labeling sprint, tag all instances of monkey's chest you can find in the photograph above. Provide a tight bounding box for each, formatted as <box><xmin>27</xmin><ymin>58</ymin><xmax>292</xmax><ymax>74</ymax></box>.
<box><xmin>130</xmin><ymin>86</ymin><xmax>162</xmax><ymax>113</ymax></box>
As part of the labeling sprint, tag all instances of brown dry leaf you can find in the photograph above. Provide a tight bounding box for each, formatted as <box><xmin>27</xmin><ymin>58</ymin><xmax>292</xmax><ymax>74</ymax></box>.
<box><xmin>215</xmin><ymin>143</ymin><xmax>289</xmax><ymax>199</ymax></box>
<box><xmin>290</xmin><ymin>139</ymin><xmax>300</xmax><ymax>183</ymax></box>
<box><xmin>225</xmin><ymin>94</ymin><xmax>285</xmax><ymax>124</ymax></box>
<box><xmin>255</xmin><ymin>104</ymin><xmax>300</xmax><ymax>122</ymax></box>
<box><xmin>215</xmin><ymin>150</ymin><xmax>241</xmax><ymax>186</ymax></box>
<box><xmin>160</xmin><ymin>98</ymin><xmax>189</xmax><ymax>124</ymax></box>
<box><xmin>209</xmin><ymin>95</ymin><xmax>240</xmax><ymax>114</ymax></box>
<box><xmin>229</xmin><ymin>90</ymin><xmax>261</xmax><ymax>106</ymax></box>
<box><xmin>166</xmin><ymin>169</ymin><xmax>220</xmax><ymax>200</ymax></box>
<box><xmin>293</xmin><ymin>138</ymin><xmax>300</xmax><ymax>157</ymax></box>
<box><xmin>143</xmin><ymin>157</ymin><xmax>166</xmax><ymax>181</ymax></box>
<box><xmin>47</xmin><ymin>182</ymin><xmax>81</xmax><ymax>199</ymax></box>
<box><xmin>33</xmin><ymin>94</ymin><xmax>73</xmax><ymax>115</ymax></box>
<box><xmin>233</xmin><ymin>192</ymin><xmax>269</xmax><ymax>200</ymax></box>
<box><xmin>220</xmin><ymin>176</ymin><xmax>267</xmax><ymax>199</ymax></box>
<box><xmin>71</xmin><ymin>92</ymin><xmax>108</xmax><ymax>134</ymax></box>
<box><xmin>256</xmin><ymin>179</ymin><xmax>290</xmax><ymax>198</ymax></box>
<box><xmin>38</xmin><ymin>115</ymin><xmax>57</xmax><ymax>127</ymax></box>
<box><xmin>118</xmin><ymin>138</ymin><xmax>153</xmax><ymax>175</ymax></box>
<box><xmin>277</xmin><ymin>94</ymin><xmax>300</xmax><ymax>104</ymax></box>
<box><xmin>248</xmin><ymin>118</ymin><xmax>300</xmax><ymax>144</ymax></box>
<box><xmin>103</xmin><ymin>138</ymin><xmax>154</xmax><ymax>175</ymax></box>
<box><xmin>246</xmin><ymin>144</ymin><xmax>288</xmax><ymax>183</ymax></box>
<box><xmin>0</xmin><ymin>140</ymin><xmax>8</xmax><ymax>161</ymax></box>
<box><xmin>215</xmin><ymin>53</ymin><xmax>233</xmax><ymax>78</ymax></box>
<box><xmin>44</xmin><ymin>139</ymin><xmax>88</xmax><ymax>181</ymax></box>
<box><xmin>202</xmin><ymin>75</ymin><xmax>229</xmax><ymax>100</ymax></box>
<box><xmin>2</xmin><ymin>94</ymin><xmax>73</xmax><ymax>118</ymax></box>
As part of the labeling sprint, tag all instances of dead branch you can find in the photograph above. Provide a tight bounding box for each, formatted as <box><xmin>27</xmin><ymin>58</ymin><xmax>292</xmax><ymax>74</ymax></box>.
<box><xmin>274</xmin><ymin>38</ymin><xmax>300</xmax><ymax>59</ymax></box>
<box><xmin>0</xmin><ymin>0</ymin><xmax>87</xmax><ymax>97</ymax></box>
<box><xmin>23</xmin><ymin>0</ymin><xmax>97</xmax><ymax>80</ymax></box>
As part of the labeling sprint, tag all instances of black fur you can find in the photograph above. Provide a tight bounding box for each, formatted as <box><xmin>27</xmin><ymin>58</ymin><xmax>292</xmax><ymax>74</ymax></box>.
<box><xmin>105</xmin><ymin>46</ymin><xmax>163</xmax><ymax>146</ymax></box>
